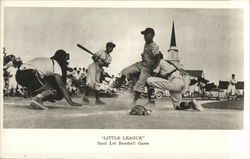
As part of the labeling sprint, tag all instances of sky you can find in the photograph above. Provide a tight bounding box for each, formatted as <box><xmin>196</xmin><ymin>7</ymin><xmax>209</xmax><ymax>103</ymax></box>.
<box><xmin>3</xmin><ymin>8</ymin><xmax>244</xmax><ymax>84</ymax></box>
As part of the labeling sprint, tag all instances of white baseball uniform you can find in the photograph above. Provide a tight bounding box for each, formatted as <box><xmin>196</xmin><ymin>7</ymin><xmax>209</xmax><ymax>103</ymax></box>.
<box><xmin>227</xmin><ymin>78</ymin><xmax>237</xmax><ymax>95</ymax></box>
<box><xmin>86</xmin><ymin>50</ymin><xmax>111</xmax><ymax>90</ymax></box>
<box><xmin>7</xmin><ymin>66</ymin><xmax>18</xmax><ymax>90</ymax></box>
<box><xmin>147</xmin><ymin>59</ymin><xmax>190</xmax><ymax>109</ymax></box>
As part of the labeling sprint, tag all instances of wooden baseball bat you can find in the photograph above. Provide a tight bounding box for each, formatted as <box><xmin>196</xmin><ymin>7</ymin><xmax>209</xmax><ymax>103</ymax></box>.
<box><xmin>77</xmin><ymin>44</ymin><xmax>94</xmax><ymax>56</ymax></box>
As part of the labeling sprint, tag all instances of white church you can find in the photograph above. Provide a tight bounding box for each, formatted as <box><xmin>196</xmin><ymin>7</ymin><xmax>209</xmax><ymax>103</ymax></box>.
<box><xmin>166</xmin><ymin>21</ymin><xmax>205</xmax><ymax>96</ymax></box>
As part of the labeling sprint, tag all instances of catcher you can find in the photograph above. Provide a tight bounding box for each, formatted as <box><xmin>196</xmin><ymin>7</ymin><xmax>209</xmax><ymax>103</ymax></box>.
<box><xmin>146</xmin><ymin>53</ymin><xmax>204</xmax><ymax>111</ymax></box>
<box><xmin>82</xmin><ymin>42</ymin><xmax>116</xmax><ymax>105</ymax></box>
<box><xmin>15</xmin><ymin>49</ymin><xmax>82</xmax><ymax>110</ymax></box>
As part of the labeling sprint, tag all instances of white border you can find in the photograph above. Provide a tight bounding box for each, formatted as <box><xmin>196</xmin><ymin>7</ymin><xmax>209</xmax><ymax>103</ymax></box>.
<box><xmin>1</xmin><ymin>0</ymin><xmax>248</xmax><ymax>8</ymax></box>
<box><xmin>1</xmin><ymin>1</ymin><xmax>249</xmax><ymax>159</ymax></box>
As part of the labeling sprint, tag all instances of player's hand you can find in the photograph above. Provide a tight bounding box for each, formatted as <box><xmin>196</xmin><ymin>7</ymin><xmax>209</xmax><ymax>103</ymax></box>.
<box><xmin>70</xmin><ymin>102</ymin><xmax>82</xmax><ymax>107</ymax></box>
<box><xmin>92</xmin><ymin>55</ymin><xmax>98</xmax><ymax>62</ymax></box>
<box><xmin>103</xmin><ymin>63</ymin><xmax>109</xmax><ymax>67</ymax></box>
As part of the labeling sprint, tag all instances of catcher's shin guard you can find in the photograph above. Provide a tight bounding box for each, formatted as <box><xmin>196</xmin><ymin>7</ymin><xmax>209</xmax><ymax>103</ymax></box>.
<box><xmin>147</xmin><ymin>85</ymin><xmax>155</xmax><ymax>104</ymax></box>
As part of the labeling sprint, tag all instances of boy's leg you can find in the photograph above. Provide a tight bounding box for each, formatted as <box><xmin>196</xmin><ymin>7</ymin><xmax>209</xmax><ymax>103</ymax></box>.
<box><xmin>147</xmin><ymin>84</ymin><xmax>156</xmax><ymax>104</ymax></box>
<box><xmin>169</xmin><ymin>91</ymin><xmax>186</xmax><ymax>110</ymax></box>
<box><xmin>115</xmin><ymin>62</ymin><xmax>141</xmax><ymax>88</ymax></box>
<box><xmin>95</xmin><ymin>70</ymin><xmax>106</xmax><ymax>105</ymax></box>
<box><xmin>83</xmin><ymin>63</ymin><xmax>97</xmax><ymax>104</ymax></box>
<box><xmin>232</xmin><ymin>86</ymin><xmax>236</xmax><ymax>96</ymax></box>
<box><xmin>133</xmin><ymin>91</ymin><xmax>141</xmax><ymax>105</ymax></box>
<box><xmin>82</xmin><ymin>86</ymin><xmax>90</xmax><ymax>105</ymax></box>
<box><xmin>30</xmin><ymin>90</ymin><xmax>55</xmax><ymax>110</ymax></box>
<box><xmin>95</xmin><ymin>90</ymin><xmax>105</xmax><ymax>105</ymax></box>
<box><xmin>132</xmin><ymin>67</ymin><xmax>152</xmax><ymax>105</ymax></box>
<box><xmin>147</xmin><ymin>77</ymin><xmax>185</xmax><ymax>109</ymax></box>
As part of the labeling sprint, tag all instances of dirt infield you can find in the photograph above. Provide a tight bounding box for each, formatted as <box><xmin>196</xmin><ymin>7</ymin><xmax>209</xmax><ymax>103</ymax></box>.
<box><xmin>3</xmin><ymin>94</ymin><xmax>244</xmax><ymax>129</ymax></box>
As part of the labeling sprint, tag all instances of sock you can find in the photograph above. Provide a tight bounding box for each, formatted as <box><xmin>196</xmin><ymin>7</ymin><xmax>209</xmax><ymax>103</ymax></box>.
<box><xmin>118</xmin><ymin>75</ymin><xmax>126</xmax><ymax>86</ymax></box>
<box><xmin>95</xmin><ymin>90</ymin><xmax>100</xmax><ymax>101</ymax></box>
<box><xmin>83</xmin><ymin>86</ymin><xmax>89</xmax><ymax>99</ymax></box>
<box><xmin>133</xmin><ymin>91</ymin><xmax>141</xmax><ymax>105</ymax></box>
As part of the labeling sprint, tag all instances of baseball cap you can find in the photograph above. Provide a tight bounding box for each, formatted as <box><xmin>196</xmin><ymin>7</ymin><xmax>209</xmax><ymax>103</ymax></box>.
<box><xmin>106</xmin><ymin>42</ymin><xmax>116</xmax><ymax>48</ymax></box>
<box><xmin>141</xmin><ymin>28</ymin><xmax>155</xmax><ymax>35</ymax></box>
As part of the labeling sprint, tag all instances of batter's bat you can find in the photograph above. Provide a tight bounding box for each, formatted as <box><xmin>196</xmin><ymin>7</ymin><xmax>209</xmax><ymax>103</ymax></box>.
<box><xmin>77</xmin><ymin>43</ymin><xmax>107</xmax><ymax>66</ymax></box>
<box><xmin>77</xmin><ymin>44</ymin><xmax>94</xmax><ymax>56</ymax></box>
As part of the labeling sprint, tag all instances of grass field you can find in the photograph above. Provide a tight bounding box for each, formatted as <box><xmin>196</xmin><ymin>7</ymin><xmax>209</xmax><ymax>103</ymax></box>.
<box><xmin>3</xmin><ymin>92</ymin><xmax>244</xmax><ymax>129</ymax></box>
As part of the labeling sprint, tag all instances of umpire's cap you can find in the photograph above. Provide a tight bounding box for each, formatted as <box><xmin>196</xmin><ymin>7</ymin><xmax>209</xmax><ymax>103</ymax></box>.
<box><xmin>106</xmin><ymin>42</ymin><xmax>116</xmax><ymax>48</ymax></box>
<box><xmin>141</xmin><ymin>28</ymin><xmax>155</xmax><ymax>35</ymax></box>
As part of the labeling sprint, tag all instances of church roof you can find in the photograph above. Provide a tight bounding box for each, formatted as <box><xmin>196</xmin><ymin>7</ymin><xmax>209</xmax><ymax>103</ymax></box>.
<box><xmin>218</xmin><ymin>81</ymin><xmax>244</xmax><ymax>89</ymax></box>
<box><xmin>184</xmin><ymin>70</ymin><xmax>204</xmax><ymax>77</ymax></box>
<box><xmin>236</xmin><ymin>81</ymin><xmax>244</xmax><ymax>89</ymax></box>
<box><xmin>170</xmin><ymin>21</ymin><xmax>176</xmax><ymax>47</ymax></box>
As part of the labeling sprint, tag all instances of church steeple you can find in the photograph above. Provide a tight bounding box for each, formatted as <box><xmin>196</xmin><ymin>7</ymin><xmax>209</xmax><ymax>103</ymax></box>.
<box><xmin>167</xmin><ymin>20</ymin><xmax>180</xmax><ymax>66</ymax></box>
<box><xmin>170</xmin><ymin>21</ymin><xmax>176</xmax><ymax>47</ymax></box>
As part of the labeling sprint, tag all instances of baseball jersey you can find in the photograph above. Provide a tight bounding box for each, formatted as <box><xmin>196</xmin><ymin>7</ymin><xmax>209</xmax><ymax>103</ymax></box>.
<box><xmin>3</xmin><ymin>61</ymin><xmax>13</xmax><ymax>69</ymax></box>
<box><xmin>141</xmin><ymin>42</ymin><xmax>159</xmax><ymax>67</ymax></box>
<box><xmin>20</xmin><ymin>57</ymin><xmax>62</xmax><ymax>77</ymax></box>
<box><xmin>153</xmin><ymin>59</ymin><xmax>182</xmax><ymax>78</ymax></box>
<box><xmin>229</xmin><ymin>78</ymin><xmax>237</xmax><ymax>85</ymax></box>
<box><xmin>95</xmin><ymin>49</ymin><xmax>112</xmax><ymax>65</ymax></box>
<box><xmin>7</xmin><ymin>66</ymin><xmax>17</xmax><ymax>78</ymax></box>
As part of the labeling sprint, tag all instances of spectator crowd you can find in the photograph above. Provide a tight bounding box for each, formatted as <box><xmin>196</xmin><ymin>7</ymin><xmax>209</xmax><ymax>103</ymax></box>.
<box><xmin>3</xmin><ymin>48</ymin><xmax>242</xmax><ymax>100</ymax></box>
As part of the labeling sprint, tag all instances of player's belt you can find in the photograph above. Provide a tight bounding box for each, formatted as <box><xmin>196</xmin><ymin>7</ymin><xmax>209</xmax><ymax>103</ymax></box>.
<box><xmin>166</xmin><ymin>69</ymin><xmax>178</xmax><ymax>79</ymax></box>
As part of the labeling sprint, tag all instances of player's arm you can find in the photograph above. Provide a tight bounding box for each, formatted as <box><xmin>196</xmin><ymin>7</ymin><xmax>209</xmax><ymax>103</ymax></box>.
<box><xmin>152</xmin><ymin>61</ymin><xmax>161</xmax><ymax>77</ymax></box>
<box><xmin>54</xmin><ymin>74</ymin><xmax>82</xmax><ymax>106</ymax></box>
<box><xmin>103</xmin><ymin>57</ymin><xmax>111</xmax><ymax>67</ymax></box>
<box><xmin>152</xmin><ymin>54</ymin><xmax>161</xmax><ymax>70</ymax></box>
<box><xmin>92</xmin><ymin>54</ymin><xmax>99</xmax><ymax>62</ymax></box>
<box><xmin>151</xmin><ymin>46</ymin><xmax>161</xmax><ymax>69</ymax></box>
<box><xmin>232</xmin><ymin>80</ymin><xmax>237</xmax><ymax>85</ymax></box>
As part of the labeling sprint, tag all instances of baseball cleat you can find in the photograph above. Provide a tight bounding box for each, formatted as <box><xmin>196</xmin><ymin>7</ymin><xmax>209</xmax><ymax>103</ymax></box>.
<box><xmin>82</xmin><ymin>98</ymin><xmax>90</xmax><ymax>105</ymax></box>
<box><xmin>30</xmin><ymin>100</ymin><xmax>47</xmax><ymax>110</ymax></box>
<box><xmin>191</xmin><ymin>99</ymin><xmax>204</xmax><ymax>111</ymax></box>
<box><xmin>95</xmin><ymin>99</ymin><xmax>106</xmax><ymax>105</ymax></box>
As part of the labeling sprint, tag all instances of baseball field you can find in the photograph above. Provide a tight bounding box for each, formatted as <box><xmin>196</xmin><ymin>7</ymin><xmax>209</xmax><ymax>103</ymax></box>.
<box><xmin>3</xmin><ymin>92</ymin><xmax>243</xmax><ymax>129</ymax></box>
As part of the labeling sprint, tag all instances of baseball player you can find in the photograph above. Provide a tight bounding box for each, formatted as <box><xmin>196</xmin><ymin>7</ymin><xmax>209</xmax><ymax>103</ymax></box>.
<box><xmin>15</xmin><ymin>49</ymin><xmax>82</xmax><ymax>110</ymax></box>
<box><xmin>116</xmin><ymin>28</ymin><xmax>161</xmax><ymax>105</ymax></box>
<box><xmin>82</xmin><ymin>42</ymin><xmax>116</xmax><ymax>105</ymax></box>
<box><xmin>146</xmin><ymin>53</ymin><xmax>204</xmax><ymax>111</ymax></box>
<box><xmin>227</xmin><ymin>74</ymin><xmax>237</xmax><ymax>96</ymax></box>
<box><xmin>6</xmin><ymin>66</ymin><xmax>18</xmax><ymax>96</ymax></box>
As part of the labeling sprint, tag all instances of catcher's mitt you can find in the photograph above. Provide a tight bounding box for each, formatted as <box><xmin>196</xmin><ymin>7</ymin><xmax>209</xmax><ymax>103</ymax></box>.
<box><xmin>129</xmin><ymin>105</ymin><xmax>152</xmax><ymax>116</ymax></box>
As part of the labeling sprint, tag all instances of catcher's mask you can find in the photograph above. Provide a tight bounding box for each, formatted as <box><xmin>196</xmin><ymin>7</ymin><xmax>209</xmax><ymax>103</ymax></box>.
<box><xmin>129</xmin><ymin>105</ymin><xmax>152</xmax><ymax>116</ymax></box>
